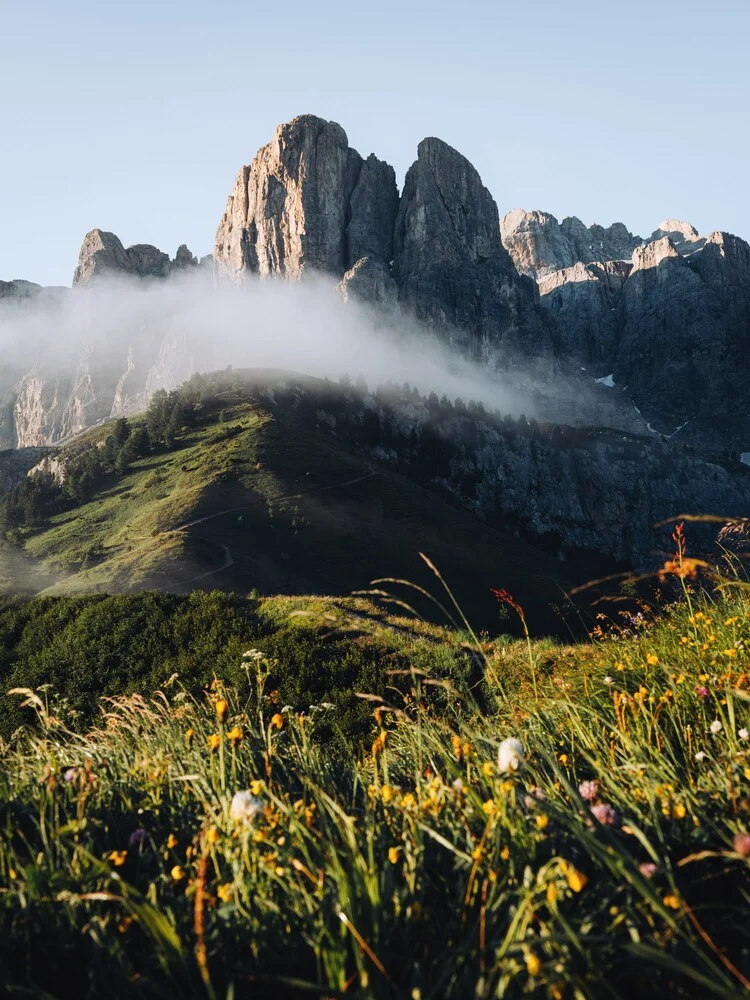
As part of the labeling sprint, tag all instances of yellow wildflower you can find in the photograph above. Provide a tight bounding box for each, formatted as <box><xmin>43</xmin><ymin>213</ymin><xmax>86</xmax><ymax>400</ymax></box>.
<box><xmin>170</xmin><ymin>865</ymin><xmax>186</xmax><ymax>881</ymax></box>
<box><xmin>207</xmin><ymin>733</ymin><xmax>221</xmax><ymax>752</ymax></box>
<box><xmin>481</xmin><ymin>761</ymin><xmax>495</xmax><ymax>779</ymax></box>
<box><xmin>381</xmin><ymin>784</ymin><xmax>395</xmax><ymax>804</ymax></box>
<box><xmin>388</xmin><ymin>846</ymin><xmax>402</xmax><ymax>864</ymax></box>
<box><xmin>226</xmin><ymin>725</ymin><xmax>243</xmax><ymax>744</ymax></box>
<box><xmin>565</xmin><ymin>867</ymin><xmax>588</xmax><ymax>893</ymax></box>
<box><xmin>215</xmin><ymin>698</ymin><xmax>228</xmax><ymax>723</ymax></box>
<box><xmin>250</xmin><ymin>779</ymin><xmax>264</xmax><ymax>795</ymax></box>
<box><xmin>500</xmin><ymin>846</ymin><xmax>510</xmax><ymax>861</ymax></box>
<box><xmin>525</xmin><ymin>952</ymin><xmax>541</xmax><ymax>977</ymax></box>
<box><xmin>166</xmin><ymin>834</ymin><xmax>178</xmax><ymax>849</ymax></box>
<box><xmin>663</xmin><ymin>893</ymin><xmax>680</xmax><ymax>910</ymax></box>
<box><xmin>108</xmin><ymin>850</ymin><xmax>127</xmax><ymax>867</ymax></box>
<box><xmin>672</xmin><ymin>803</ymin><xmax>686</xmax><ymax>820</ymax></box>
<box><xmin>647</xmin><ymin>654</ymin><xmax>659</xmax><ymax>666</ymax></box>
<box><xmin>535</xmin><ymin>813</ymin><xmax>549</xmax><ymax>830</ymax></box>
<box><xmin>206</xmin><ymin>827</ymin><xmax>220</xmax><ymax>844</ymax></box>
<box><xmin>546</xmin><ymin>882</ymin><xmax>557</xmax><ymax>904</ymax></box>
<box><xmin>270</xmin><ymin>713</ymin><xmax>284</xmax><ymax>731</ymax></box>
<box><xmin>217</xmin><ymin>883</ymin><xmax>233</xmax><ymax>903</ymax></box>
<box><xmin>558</xmin><ymin>753</ymin><xmax>569</xmax><ymax>766</ymax></box>
<box><xmin>185</xmin><ymin>728</ymin><xmax>195</xmax><ymax>746</ymax></box>
<box><xmin>482</xmin><ymin>799</ymin><xmax>497</xmax><ymax>817</ymax></box>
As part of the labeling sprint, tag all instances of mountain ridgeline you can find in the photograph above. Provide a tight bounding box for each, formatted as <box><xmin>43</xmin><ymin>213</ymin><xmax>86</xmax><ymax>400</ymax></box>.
<box><xmin>0</xmin><ymin>113</ymin><xmax>749</xmax><ymax>591</ymax></box>
<box><xmin>2</xmin><ymin>114</ymin><xmax>750</xmax><ymax>455</ymax></box>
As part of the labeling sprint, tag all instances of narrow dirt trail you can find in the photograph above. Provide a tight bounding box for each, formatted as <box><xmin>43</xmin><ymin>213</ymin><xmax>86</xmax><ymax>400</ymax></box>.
<box><xmin>185</xmin><ymin>544</ymin><xmax>234</xmax><ymax>583</ymax></box>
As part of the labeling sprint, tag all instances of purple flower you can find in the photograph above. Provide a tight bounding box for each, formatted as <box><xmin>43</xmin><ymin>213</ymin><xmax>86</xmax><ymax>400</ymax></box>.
<box><xmin>63</xmin><ymin>768</ymin><xmax>77</xmax><ymax>783</ymax></box>
<box><xmin>694</xmin><ymin>685</ymin><xmax>708</xmax><ymax>698</ymax></box>
<box><xmin>590</xmin><ymin>802</ymin><xmax>618</xmax><ymax>826</ymax></box>
<box><xmin>578</xmin><ymin>780</ymin><xmax>599</xmax><ymax>802</ymax></box>
<box><xmin>638</xmin><ymin>862</ymin><xmax>657</xmax><ymax>879</ymax></box>
<box><xmin>128</xmin><ymin>828</ymin><xmax>148</xmax><ymax>848</ymax></box>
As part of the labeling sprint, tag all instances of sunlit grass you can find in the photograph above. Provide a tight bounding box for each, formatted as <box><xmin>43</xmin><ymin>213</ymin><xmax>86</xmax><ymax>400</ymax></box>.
<box><xmin>1</xmin><ymin>583</ymin><xmax>749</xmax><ymax>997</ymax></box>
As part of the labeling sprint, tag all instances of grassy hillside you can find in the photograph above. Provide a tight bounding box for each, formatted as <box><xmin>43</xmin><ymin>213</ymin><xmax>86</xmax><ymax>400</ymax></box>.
<box><xmin>0</xmin><ymin>589</ymin><xmax>488</xmax><ymax>744</ymax></box>
<box><xmin>1</xmin><ymin>374</ymin><xmax>598</xmax><ymax>635</ymax></box>
<box><xmin>0</xmin><ymin>585</ymin><xmax>748</xmax><ymax>997</ymax></box>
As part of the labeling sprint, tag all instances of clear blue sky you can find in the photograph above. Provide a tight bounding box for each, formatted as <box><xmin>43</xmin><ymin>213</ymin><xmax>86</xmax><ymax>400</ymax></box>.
<box><xmin>2</xmin><ymin>0</ymin><xmax>748</xmax><ymax>286</ymax></box>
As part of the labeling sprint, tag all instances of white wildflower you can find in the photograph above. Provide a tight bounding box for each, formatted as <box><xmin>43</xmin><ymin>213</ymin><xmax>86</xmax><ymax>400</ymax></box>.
<box><xmin>604</xmin><ymin>676</ymin><xmax>614</xmax><ymax>685</ymax></box>
<box><xmin>242</xmin><ymin>649</ymin><xmax>265</xmax><ymax>661</ymax></box>
<box><xmin>694</xmin><ymin>751</ymin><xmax>707</xmax><ymax>762</ymax></box>
<box><xmin>739</xmin><ymin>728</ymin><xmax>749</xmax><ymax>742</ymax></box>
<box><xmin>710</xmin><ymin>719</ymin><xmax>723</xmax><ymax>735</ymax></box>
<box><xmin>497</xmin><ymin>737</ymin><xmax>525</xmax><ymax>773</ymax></box>
<box><xmin>230</xmin><ymin>791</ymin><xmax>264</xmax><ymax>825</ymax></box>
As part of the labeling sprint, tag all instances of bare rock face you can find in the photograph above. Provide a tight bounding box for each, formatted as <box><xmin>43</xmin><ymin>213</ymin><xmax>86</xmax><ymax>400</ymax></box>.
<box><xmin>393</xmin><ymin>138</ymin><xmax>553</xmax><ymax>369</ymax></box>
<box><xmin>337</xmin><ymin>256</ymin><xmax>397</xmax><ymax>306</ymax></box>
<box><xmin>651</xmin><ymin>219</ymin><xmax>705</xmax><ymax>256</ymax></box>
<box><xmin>0</xmin><ymin>279</ymin><xmax>43</xmax><ymax>301</ymax></box>
<box><xmin>215</xmin><ymin>118</ymin><xmax>552</xmax><ymax>370</ymax></box>
<box><xmin>0</xmin><ymin>446</ymin><xmax>50</xmax><ymax>495</ymax></box>
<box><xmin>73</xmin><ymin>230</ymin><xmax>198</xmax><ymax>285</ymax></box>
<box><xmin>500</xmin><ymin>209</ymin><xmax>642</xmax><ymax>280</ymax></box>
<box><xmin>1</xmin><ymin>231</ymin><xmax>200</xmax><ymax>448</ymax></box>
<box><xmin>616</xmin><ymin>231</ymin><xmax>750</xmax><ymax>441</ymax></box>
<box><xmin>347</xmin><ymin>154</ymin><xmax>399</xmax><ymax>265</ymax></box>
<box><xmin>6</xmin><ymin>368</ymin><xmax>72</xmax><ymax>448</ymax></box>
<box><xmin>500</xmin><ymin>209</ymin><xmax>577</xmax><ymax>279</ymax></box>
<box><xmin>538</xmin><ymin>260</ymin><xmax>631</xmax><ymax>365</ymax></box>
<box><xmin>214</xmin><ymin>115</ymin><xmax>397</xmax><ymax>281</ymax></box>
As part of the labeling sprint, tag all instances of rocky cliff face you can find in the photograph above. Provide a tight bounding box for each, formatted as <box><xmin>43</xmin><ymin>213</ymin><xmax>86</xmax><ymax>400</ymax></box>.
<box><xmin>214</xmin><ymin>116</ymin><xmax>398</xmax><ymax>281</ymax></box>
<box><xmin>392</xmin><ymin>139</ymin><xmax>552</xmax><ymax>369</ymax></box>
<box><xmin>616</xmin><ymin>231</ymin><xmax>750</xmax><ymax>439</ymax></box>
<box><xmin>503</xmin><ymin>208</ymin><xmax>750</xmax><ymax>448</ymax></box>
<box><xmin>0</xmin><ymin>446</ymin><xmax>50</xmax><ymax>495</ymax></box>
<box><xmin>500</xmin><ymin>210</ymin><xmax>642</xmax><ymax>280</ymax></box>
<box><xmin>254</xmin><ymin>380</ymin><xmax>750</xmax><ymax>571</ymax></box>
<box><xmin>1</xmin><ymin>233</ymin><xmax>204</xmax><ymax>448</ymax></box>
<box><xmin>215</xmin><ymin>116</ymin><xmax>554</xmax><ymax>369</ymax></box>
<box><xmin>73</xmin><ymin>230</ymin><xmax>200</xmax><ymax>286</ymax></box>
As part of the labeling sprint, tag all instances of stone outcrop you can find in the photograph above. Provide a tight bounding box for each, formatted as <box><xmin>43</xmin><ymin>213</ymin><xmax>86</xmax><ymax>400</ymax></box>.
<box><xmin>214</xmin><ymin>116</ymin><xmax>398</xmax><ymax>281</ymax></box>
<box><xmin>216</xmin><ymin>117</ymin><xmax>554</xmax><ymax>369</ymax></box>
<box><xmin>500</xmin><ymin>210</ymin><xmax>642</xmax><ymax>280</ymax></box>
<box><xmin>0</xmin><ymin>279</ymin><xmax>42</xmax><ymax>301</ymax></box>
<box><xmin>537</xmin><ymin>260</ymin><xmax>631</xmax><ymax>366</ymax></box>
<box><xmin>616</xmin><ymin>230</ymin><xmax>750</xmax><ymax>441</ymax></box>
<box><xmin>502</xmin><ymin>206</ymin><xmax>750</xmax><ymax>447</ymax></box>
<box><xmin>0</xmin><ymin>446</ymin><xmax>50</xmax><ymax>495</ymax></box>
<box><xmin>73</xmin><ymin>230</ymin><xmax>199</xmax><ymax>286</ymax></box>
<box><xmin>337</xmin><ymin>256</ymin><xmax>397</xmax><ymax>306</ymax></box>
<box><xmin>1</xmin><ymin>229</ymin><xmax>202</xmax><ymax>447</ymax></box>
<box><xmin>392</xmin><ymin>138</ymin><xmax>553</xmax><ymax>368</ymax></box>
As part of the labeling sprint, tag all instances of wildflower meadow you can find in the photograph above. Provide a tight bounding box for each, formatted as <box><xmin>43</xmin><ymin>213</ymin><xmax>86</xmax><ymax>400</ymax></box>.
<box><xmin>1</xmin><ymin>563</ymin><xmax>750</xmax><ymax>996</ymax></box>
